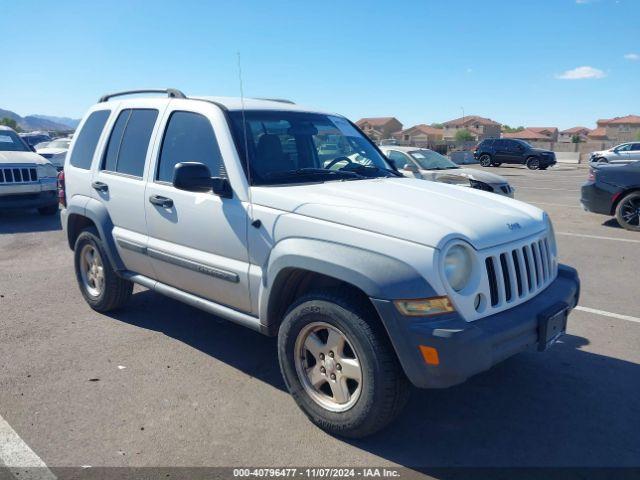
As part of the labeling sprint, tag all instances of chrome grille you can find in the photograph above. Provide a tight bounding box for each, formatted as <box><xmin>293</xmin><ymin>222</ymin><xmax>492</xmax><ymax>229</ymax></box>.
<box><xmin>484</xmin><ymin>236</ymin><xmax>554</xmax><ymax>308</ymax></box>
<box><xmin>0</xmin><ymin>166</ymin><xmax>38</xmax><ymax>184</ymax></box>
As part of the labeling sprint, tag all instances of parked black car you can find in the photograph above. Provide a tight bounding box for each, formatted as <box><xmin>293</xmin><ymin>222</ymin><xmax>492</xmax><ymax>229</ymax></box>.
<box><xmin>581</xmin><ymin>161</ymin><xmax>640</xmax><ymax>231</ymax></box>
<box><xmin>474</xmin><ymin>138</ymin><xmax>556</xmax><ymax>170</ymax></box>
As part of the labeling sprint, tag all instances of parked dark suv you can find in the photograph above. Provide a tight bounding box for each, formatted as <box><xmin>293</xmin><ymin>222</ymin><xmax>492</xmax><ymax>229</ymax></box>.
<box><xmin>474</xmin><ymin>139</ymin><xmax>556</xmax><ymax>170</ymax></box>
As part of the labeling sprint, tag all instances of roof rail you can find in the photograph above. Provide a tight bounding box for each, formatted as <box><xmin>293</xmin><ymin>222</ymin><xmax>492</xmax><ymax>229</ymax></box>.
<box><xmin>252</xmin><ymin>97</ymin><xmax>295</xmax><ymax>104</ymax></box>
<box><xmin>98</xmin><ymin>88</ymin><xmax>187</xmax><ymax>103</ymax></box>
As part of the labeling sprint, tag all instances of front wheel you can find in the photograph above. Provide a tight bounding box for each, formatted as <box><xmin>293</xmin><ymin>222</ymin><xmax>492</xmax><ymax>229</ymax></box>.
<box><xmin>479</xmin><ymin>154</ymin><xmax>492</xmax><ymax>167</ymax></box>
<box><xmin>278</xmin><ymin>290</ymin><xmax>410</xmax><ymax>438</ymax></box>
<box><xmin>74</xmin><ymin>227</ymin><xmax>133</xmax><ymax>312</ymax></box>
<box><xmin>526</xmin><ymin>157</ymin><xmax>540</xmax><ymax>170</ymax></box>
<box><xmin>615</xmin><ymin>192</ymin><xmax>640</xmax><ymax>232</ymax></box>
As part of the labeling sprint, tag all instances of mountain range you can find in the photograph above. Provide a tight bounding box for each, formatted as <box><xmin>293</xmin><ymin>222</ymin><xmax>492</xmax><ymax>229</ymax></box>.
<box><xmin>0</xmin><ymin>108</ymin><xmax>79</xmax><ymax>131</ymax></box>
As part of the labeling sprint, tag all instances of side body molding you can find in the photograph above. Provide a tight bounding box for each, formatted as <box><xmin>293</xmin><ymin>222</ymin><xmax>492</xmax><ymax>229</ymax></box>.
<box><xmin>260</xmin><ymin>238</ymin><xmax>438</xmax><ymax>327</ymax></box>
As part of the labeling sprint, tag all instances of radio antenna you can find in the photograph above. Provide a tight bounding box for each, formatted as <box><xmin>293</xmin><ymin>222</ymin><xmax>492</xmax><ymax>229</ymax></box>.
<box><xmin>237</xmin><ymin>51</ymin><xmax>254</xmax><ymax>220</ymax></box>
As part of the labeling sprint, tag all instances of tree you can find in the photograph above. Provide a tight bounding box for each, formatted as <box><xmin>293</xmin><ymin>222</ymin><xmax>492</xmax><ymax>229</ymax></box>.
<box><xmin>430</xmin><ymin>123</ymin><xmax>444</xmax><ymax>129</ymax></box>
<box><xmin>502</xmin><ymin>125</ymin><xmax>524</xmax><ymax>133</ymax></box>
<box><xmin>571</xmin><ymin>134</ymin><xmax>583</xmax><ymax>144</ymax></box>
<box><xmin>0</xmin><ymin>117</ymin><xmax>21</xmax><ymax>132</ymax></box>
<box><xmin>636</xmin><ymin>131</ymin><xmax>640</xmax><ymax>141</ymax></box>
<box><xmin>455</xmin><ymin>129</ymin><xmax>475</xmax><ymax>142</ymax></box>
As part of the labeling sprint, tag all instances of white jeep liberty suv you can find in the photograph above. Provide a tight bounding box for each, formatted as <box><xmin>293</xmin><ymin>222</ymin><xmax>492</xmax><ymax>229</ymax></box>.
<box><xmin>61</xmin><ymin>89</ymin><xmax>580</xmax><ymax>438</ymax></box>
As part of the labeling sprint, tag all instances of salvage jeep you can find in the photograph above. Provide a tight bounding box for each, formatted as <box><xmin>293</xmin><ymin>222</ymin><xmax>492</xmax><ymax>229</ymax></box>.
<box><xmin>60</xmin><ymin>89</ymin><xmax>580</xmax><ymax>438</ymax></box>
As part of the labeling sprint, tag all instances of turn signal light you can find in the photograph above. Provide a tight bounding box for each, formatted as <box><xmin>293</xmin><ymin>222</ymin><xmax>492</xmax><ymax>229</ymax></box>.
<box><xmin>419</xmin><ymin>345</ymin><xmax>440</xmax><ymax>365</ymax></box>
<box><xmin>394</xmin><ymin>296</ymin><xmax>455</xmax><ymax>317</ymax></box>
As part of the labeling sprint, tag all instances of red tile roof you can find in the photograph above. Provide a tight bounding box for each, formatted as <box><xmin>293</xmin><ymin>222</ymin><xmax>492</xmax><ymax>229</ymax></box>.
<box><xmin>442</xmin><ymin>115</ymin><xmax>501</xmax><ymax>127</ymax></box>
<box><xmin>355</xmin><ymin>117</ymin><xmax>400</xmax><ymax>127</ymax></box>
<box><xmin>607</xmin><ymin>115</ymin><xmax>640</xmax><ymax>125</ymax></box>
<box><xmin>561</xmin><ymin>126</ymin><xmax>591</xmax><ymax>134</ymax></box>
<box><xmin>502</xmin><ymin>129</ymin><xmax>551</xmax><ymax>140</ymax></box>
<box><xmin>529</xmin><ymin>127</ymin><xmax>558</xmax><ymax>135</ymax></box>
<box><xmin>397</xmin><ymin>124</ymin><xmax>444</xmax><ymax>136</ymax></box>
<box><xmin>588</xmin><ymin>127</ymin><xmax>608</xmax><ymax>139</ymax></box>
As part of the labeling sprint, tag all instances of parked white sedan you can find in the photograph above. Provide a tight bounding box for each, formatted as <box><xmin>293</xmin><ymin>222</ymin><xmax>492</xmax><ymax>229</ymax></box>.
<box><xmin>380</xmin><ymin>146</ymin><xmax>514</xmax><ymax>197</ymax></box>
<box><xmin>36</xmin><ymin>138</ymin><xmax>71</xmax><ymax>170</ymax></box>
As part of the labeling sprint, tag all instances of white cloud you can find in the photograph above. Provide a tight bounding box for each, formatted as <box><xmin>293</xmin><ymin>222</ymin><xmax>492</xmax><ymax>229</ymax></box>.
<box><xmin>624</xmin><ymin>53</ymin><xmax>639</xmax><ymax>61</ymax></box>
<box><xmin>555</xmin><ymin>66</ymin><xmax>606</xmax><ymax>80</ymax></box>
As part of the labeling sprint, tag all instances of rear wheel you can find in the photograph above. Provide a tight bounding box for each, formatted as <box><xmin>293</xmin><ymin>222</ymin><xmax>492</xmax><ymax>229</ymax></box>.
<box><xmin>526</xmin><ymin>157</ymin><xmax>540</xmax><ymax>170</ymax></box>
<box><xmin>615</xmin><ymin>192</ymin><xmax>640</xmax><ymax>232</ymax></box>
<box><xmin>74</xmin><ymin>228</ymin><xmax>133</xmax><ymax>312</ymax></box>
<box><xmin>479</xmin><ymin>154</ymin><xmax>492</xmax><ymax>167</ymax></box>
<box><xmin>278</xmin><ymin>290</ymin><xmax>410</xmax><ymax>438</ymax></box>
<box><xmin>37</xmin><ymin>204</ymin><xmax>59</xmax><ymax>215</ymax></box>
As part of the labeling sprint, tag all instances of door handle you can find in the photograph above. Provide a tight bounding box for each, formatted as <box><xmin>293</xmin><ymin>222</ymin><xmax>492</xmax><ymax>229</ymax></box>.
<box><xmin>91</xmin><ymin>181</ymin><xmax>109</xmax><ymax>193</ymax></box>
<box><xmin>149</xmin><ymin>195</ymin><xmax>174</xmax><ymax>208</ymax></box>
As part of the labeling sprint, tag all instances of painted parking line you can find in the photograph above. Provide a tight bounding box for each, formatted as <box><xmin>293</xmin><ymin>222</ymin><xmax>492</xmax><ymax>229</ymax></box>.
<box><xmin>0</xmin><ymin>413</ymin><xmax>55</xmax><ymax>479</ymax></box>
<box><xmin>576</xmin><ymin>306</ymin><xmax>640</xmax><ymax>324</ymax></box>
<box><xmin>557</xmin><ymin>232</ymin><xmax>640</xmax><ymax>244</ymax></box>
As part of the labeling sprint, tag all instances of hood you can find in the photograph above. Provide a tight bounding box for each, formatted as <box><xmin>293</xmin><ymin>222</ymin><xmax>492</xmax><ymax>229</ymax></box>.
<box><xmin>0</xmin><ymin>151</ymin><xmax>51</xmax><ymax>166</ymax></box>
<box><xmin>36</xmin><ymin>147</ymin><xmax>67</xmax><ymax>155</ymax></box>
<box><xmin>420</xmin><ymin>167</ymin><xmax>508</xmax><ymax>184</ymax></box>
<box><xmin>252</xmin><ymin>178</ymin><xmax>545</xmax><ymax>250</ymax></box>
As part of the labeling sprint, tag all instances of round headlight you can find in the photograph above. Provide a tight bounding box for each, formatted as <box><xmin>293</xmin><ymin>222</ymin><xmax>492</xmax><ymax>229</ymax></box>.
<box><xmin>444</xmin><ymin>244</ymin><xmax>473</xmax><ymax>292</ymax></box>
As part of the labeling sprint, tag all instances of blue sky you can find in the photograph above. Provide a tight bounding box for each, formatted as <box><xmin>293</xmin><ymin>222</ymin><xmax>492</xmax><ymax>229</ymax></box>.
<box><xmin>1</xmin><ymin>0</ymin><xmax>638</xmax><ymax>130</ymax></box>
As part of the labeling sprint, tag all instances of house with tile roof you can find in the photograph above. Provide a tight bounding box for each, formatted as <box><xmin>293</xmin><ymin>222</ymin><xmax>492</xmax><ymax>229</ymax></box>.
<box><xmin>355</xmin><ymin>117</ymin><xmax>403</xmax><ymax>142</ymax></box>
<box><xmin>441</xmin><ymin>115</ymin><xmax>501</xmax><ymax>141</ymax></box>
<box><xmin>559</xmin><ymin>127</ymin><xmax>591</xmax><ymax>143</ymax></box>
<box><xmin>601</xmin><ymin>115</ymin><xmax>640</xmax><ymax>143</ymax></box>
<box><xmin>502</xmin><ymin>128</ymin><xmax>555</xmax><ymax>141</ymax></box>
<box><xmin>392</xmin><ymin>124</ymin><xmax>444</xmax><ymax>146</ymax></box>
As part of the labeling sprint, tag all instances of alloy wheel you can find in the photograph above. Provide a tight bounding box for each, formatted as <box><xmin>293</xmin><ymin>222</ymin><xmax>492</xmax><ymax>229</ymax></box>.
<box><xmin>294</xmin><ymin>322</ymin><xmax>363</xmax><ymax>412</ymax></box>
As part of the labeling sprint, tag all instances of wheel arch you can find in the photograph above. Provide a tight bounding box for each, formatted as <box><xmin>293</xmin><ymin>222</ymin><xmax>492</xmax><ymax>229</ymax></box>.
<box><xmin>611</xmin><ymin>187</ymin><xmax>640</xmax><ymax>215</ymax></box>
<box><xmin>64</xmin><ymin>197</ymin><xmax>125</xmax><ymax>271</ymax></box>
<box><xmin>260</xmin><ymin>238</ymin><xmax>437</xmax><ymax>335</ymax></box>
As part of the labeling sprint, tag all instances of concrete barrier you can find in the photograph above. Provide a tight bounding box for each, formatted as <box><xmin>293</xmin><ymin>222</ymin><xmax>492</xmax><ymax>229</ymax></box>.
<box><xmin>554</xmin><ymin>152</ymin><xmax>580</xmax><ymax>164</ymax></box>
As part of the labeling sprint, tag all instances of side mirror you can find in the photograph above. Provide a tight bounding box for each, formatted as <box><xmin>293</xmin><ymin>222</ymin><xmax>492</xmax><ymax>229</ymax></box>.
<box><xmin>404</xmin><ymin>163</ymin><xmax>419</xmax><ymax>173</ymax></box>
<box><xmin>173</xmin><ymin>162</ymin><xmax>213</xmax><ymax>193</ymax></box>
<box><xmin>173</xmin><ymin>162</ymin><xmax>233</xmax><ymax>198</ymax></box>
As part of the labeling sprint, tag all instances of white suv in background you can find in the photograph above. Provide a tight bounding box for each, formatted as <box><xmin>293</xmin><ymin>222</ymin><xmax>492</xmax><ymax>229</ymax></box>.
<box><xmin>0</xmin><ymin>125</ymin><xmax>59</xmax><ymax>215</ymax></box>
<box><xmin>60</xmin><ymin>89</ymin><xmax>580</xmax><ymax>438</ymax></box>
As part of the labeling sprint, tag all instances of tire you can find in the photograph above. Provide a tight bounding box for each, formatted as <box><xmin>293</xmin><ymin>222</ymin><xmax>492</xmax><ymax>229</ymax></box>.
<box><xmin>615</xmin><ymin>192</ymin><xmax>640</xmax><ymax>232</ymax></box>
<box><xmin>526</xmin><ymin>157</ymin><xmax>540</xmax><ymax>170</ymax></box>
<box><xmin>37</xmin><ymin>204</ymin><xmax>59</xmax><ymax>215</ymax></box>
<box><xmin>278</xmin><ymin>289</ymin><xmax>410</xmax><ymax>438</ymax></box>
<box><xmin>74</xmin><ymin>227</ymin><xmax>133</xmax><ymax>312</ymax></box>
<box><xmin>479</xmin><ymin>154</ymin><xmax>492</xmax><ymax>167</ymax></box>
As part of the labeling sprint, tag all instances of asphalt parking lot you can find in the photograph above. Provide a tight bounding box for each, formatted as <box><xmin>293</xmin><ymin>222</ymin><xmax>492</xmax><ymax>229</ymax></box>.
<box><xmin>1</xmin><ymin>164</ymin><xmax>639</xmax><ymax>476</ymax></box>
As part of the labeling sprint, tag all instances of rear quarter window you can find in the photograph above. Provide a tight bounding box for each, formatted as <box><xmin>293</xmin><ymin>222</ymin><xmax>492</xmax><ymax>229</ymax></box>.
<box><xmin>69</xmin><ymin>110</ymin><xmax>111</xmax><ymax>169</ymax></box>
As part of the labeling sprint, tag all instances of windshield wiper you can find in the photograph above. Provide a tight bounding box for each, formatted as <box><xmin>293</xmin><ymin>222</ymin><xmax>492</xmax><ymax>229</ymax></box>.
<box><xmin>340</xmin><ymin>163</ymin><xmax>402</xmax><ymax>177</ymax></box>
<box><xmin>263</xmin><ymin>168</ymin><xmax>363</xmax><ymax>182</ymax></box>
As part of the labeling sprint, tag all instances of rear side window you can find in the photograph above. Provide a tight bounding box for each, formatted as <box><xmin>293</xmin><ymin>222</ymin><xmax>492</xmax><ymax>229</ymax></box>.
<box><xmin>156</xmin><ymin>111</ymin><xmax>224</xmax><ymax>183</ymax></box>
<box><xmin>102</xmin><ymin>109</ymin><xmax>158</xmax><ymax>177</ymax></box>
<box><xmin>69</xmin><ymin>110</ymin><xmax>111</xmax><ymax>169</ymax></box>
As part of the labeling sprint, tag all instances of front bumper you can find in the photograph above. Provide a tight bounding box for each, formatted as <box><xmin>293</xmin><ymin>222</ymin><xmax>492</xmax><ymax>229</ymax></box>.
<box><xmin>371</xmin><ymin>264</ymin><xmax>580</xmax><ymax>389</ymax></box>
<box><xmin>0</xmin><ymin>189</ymin><xmax>58</xmax><ymax>209</ymax></box>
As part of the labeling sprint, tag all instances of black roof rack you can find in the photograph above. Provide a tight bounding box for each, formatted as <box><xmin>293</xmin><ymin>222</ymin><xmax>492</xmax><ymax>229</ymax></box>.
<box><xmin>252</xmin><ymin>97</ymin><xmax>295</xmax><ymax>104</ymax></box>
<box><xmin>98</xmin><ymin>88</ymin><xmax>187</xmax><ymax>103</ymax></box>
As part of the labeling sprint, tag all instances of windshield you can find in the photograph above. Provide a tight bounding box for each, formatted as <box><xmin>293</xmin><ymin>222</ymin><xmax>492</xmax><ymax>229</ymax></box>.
<box><xmin>229</xmin><ymin>111</ymin><xmax>395</xmax><ymax>185</ymax></box>
<box><xmin>47</xmin><ymin>139</ymin><xmax>71</xmax><ymax>149</ymax></box>
<box><xmin>0</xmin><ymin>131</ymin><xmax>30</xmax><ymax>152</ymax></box>
<box><xmin>409</xmin><ymin>150</ymin><xmax>458</xmax><ymax>170</ymax></box>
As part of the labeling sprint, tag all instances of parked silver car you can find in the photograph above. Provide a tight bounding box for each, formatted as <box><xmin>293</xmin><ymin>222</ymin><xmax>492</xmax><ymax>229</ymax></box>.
<box><xmin>380</xmin><ymin>146</ymin><xmax>514</xmax><ymax>197</ymax></box>
<box><xmin>590</xmin><ymin>142</ymin><xmax>640</xmax><ymax>164</ymax></box>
